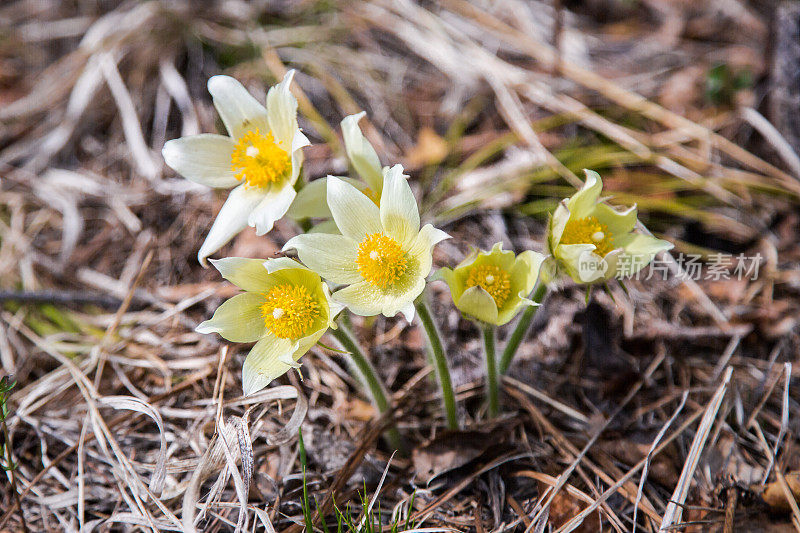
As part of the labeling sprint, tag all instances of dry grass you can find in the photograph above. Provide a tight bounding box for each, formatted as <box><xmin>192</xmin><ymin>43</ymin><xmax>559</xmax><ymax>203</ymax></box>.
<box><xmin>1</xmin><ymin>0</ymin><xmax>800</xmax><ymax>531</ymax></box>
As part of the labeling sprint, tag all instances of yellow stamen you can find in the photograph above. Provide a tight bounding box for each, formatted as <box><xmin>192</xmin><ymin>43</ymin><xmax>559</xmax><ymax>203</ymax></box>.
<box><xmin>560</xmin><ymin>216</ymin><xmax>614</xmax><ymax>256</ymax></box>
<box><xmin>230</xmin><ymin>129</ymin><xmax>291</xmax><ymax>188</ymax></box>
<box><xmin>260</xmin><ymin>284</ymin><xmax>320</xmax><ymax>339</ymax></box>
<box><xmin>356</xmin><ymin>233</ymin><xmax>408</xmax><ymax>288</ymax></box>
<box><xmin>466</xmin><ymin>264</ymin><xmax>511</xmax><ymax>307</ymax></box>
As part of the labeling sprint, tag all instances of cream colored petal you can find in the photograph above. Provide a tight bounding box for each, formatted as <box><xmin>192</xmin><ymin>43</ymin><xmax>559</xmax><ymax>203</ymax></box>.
<box><xmin>196</xmin><ymin>292</ymin><xmax>265</xmax><ymax>342</ymax></box>
<box><xmin>208</xmin><ymin>75</ymin><xmax>269</xmax><ymax>139</ymax></box>
<box><xmin>342</xmin><ymin>112</ymin><xmax>383</xmax><ymax>193</ymax></box>
<box><xmin>266</xmin><ymin>70</ymin><xmax>300</xmax><ymax>150</ymax></box>
<box><xmin>457</xmin><ymin>286</ymin><xmax>499</xmax><ymax>324</ymax></box>
<box><xmin>282</xmin><ymin>233</ymin><xmax>361</xmax><ymax>284</ymax></box>
<box><xmin>331</xmin><ymin>281</ymin><xmax>384</xmax><ymax>317</ymax></box>
<box><xmin>548</xmin><ymin>202</ymin><xmax>570</xmax><ymax>252</ymax></box>
<box><xmin>327</xmin><ymin>176</ymin><xmax>382</xmax><ymax>241</ymax></box>
<box><xmin>591</xmin><ymin>203</ymin><xmax>637</xmax><ymax>236</ymax></box>
<box><xmin>262</xmin><ymin>257</ymin><xmax>305</xmax><ymax>273</ymax></box>
<box><xmin>380</xmin><ymin>165</ymin><xmax>419</xmax><ymax>248</ymax></box>
<box><xmin>209</xmin><ymin>257</ymin><xmax>273</xmax><ymax>292</ymax></box>
<box><xmin>496</xmin><ymin>299</ymin><xmax>535</xmax><ymax>327</ymax></box>
<box><xmin>198</xmin><ymin>184</ymin><xmax>266</xmax><ymax>267</ymax></box>
<box><xmin>510</xmin><ymin>250</ymin><xmax>545</xmax><ymax>296</ymax></box>
<box><xmin>555</xmin><ymin>243</ymin><xmax>599</xmax><ymax>283</ymax></box>
<box><xmin>614</xmin><ymin>233</ymin><xmax>673</xmax><ymax>276</ymax></box>
<box><xmin>161</xmin><ymin>134</ymin><xmax>238</xmax><ymax>188</ymax></box>
<box><xmin>566</xmin><ymin>169</ymin><xmax>603</xmax><ymax>217</ymax></box>
<box><xmin>241</xmin><ymin>335</ymin><xmax>298</xmax><ymax>396</ymax></box>
<box><xmin>248</xmin><ymin>183</ymin><xmax>296</xmax><ymax>236</ymax></box>
<box><xmin>407</xmin><ymin>224</ymin><xmax>451</xmax><ymax>279</ymax></box>
<box><xmin>287</xmin><ymin>177</ymin><xmax>331</xmax><ymax>220</ymax></box>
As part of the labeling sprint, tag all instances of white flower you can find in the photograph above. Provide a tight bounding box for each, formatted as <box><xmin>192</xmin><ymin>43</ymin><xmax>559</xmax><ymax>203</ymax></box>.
<box><xmin>196</xmin><ymin>257</ymin><xmax>341</xmax><ymax>396</ymax></box>
<box><xmin>162</xmin><ymin>72</ymin><xmax>309</xmax><ymax>266</ymax></box>
<box><xmin>547</xmin><ymin>169</ymin><xmax>673</xmax><ymax>283</ymax></box>
<box><xmin>283</xmin><ymin>165</ymin><xmax>450</xmax><ymax>322</ymax></box>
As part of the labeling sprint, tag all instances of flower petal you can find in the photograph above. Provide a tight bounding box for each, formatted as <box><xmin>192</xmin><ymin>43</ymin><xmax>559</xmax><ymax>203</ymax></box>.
<box><xmin>614</xmin><ymin>233</ymin><xmax>674</xmax><ymax>276</ymax></box>
<box><xmin>209</xmin><ymin>257</ymin><xmax>273</xmax><ymax>292</ymax></box>
<box><xmin>248</xmin><ymin>184</ymin><xmax>296</xmax><ymax>236</ymax></box>
<box><xmin>567</xmin><ymin>169</ymin><xmax>603</xmax><ymax>217</ymax></box>
<box><xmin>287</xmin><ymin>177</ymin><xmax>331</xmax><ymax>220</ymax></box>
<box><xmin>208</xmin><ymin>75</ymin><xmax>269</xmax><ymax>140</ymax></box>
<box><xmin>510</xmin><ymin>250</ymin><xmax>545</xmax><ymax>296</ymax></box>
<box><xmin>407</xmin><ymin>224</ymin><xmax>451</xmax><ymax>279</ymax></box>
<box><xmin>380</xmin><ymin>165</ymin><xmax>420</xmax><ymax>248</ymax></box>
<box><xmin>266</xmin><ymin>70</ymin><xmax>300</xmax><ymax>150</ymax></box>
<box><xmin>591</xmin><ymin>203</ymin><xmax>637</xmax><ymax>236</ymax></box>
<box><xmin>341</xmin><ymin>112</ymin><xmax>383</xmax><ymax>193</ymax></box>
<box><xmin>263</xmin><ymin>257</ymin><xmax>305</xmax><ymax>273</ymax></box>
<box><xmin>458</xmin><ymin>286</ymin><xmax>500</xmax><ymax>324</ymax></box>
<box><xmin>327</xmin><ymin>176</ymin><xmax>382</xmax><ymax>241</ymax></box>
<box><xmin>198</xmin><ymin>184</ymin><xmax>266</xmax><ymax>267</ymax></box>
<box><xmin>161</xmin><ymin>134</ymin><xmax>238</xmax><ymax>188</ymax></box>
<box><xmin>241</xmin><ymin>335</ymin><xmax>298</xmax><ymax>396</ymax></box>
<box><xmin>331</xmin><ymin>281</ymin><xmax>384</xmax><ymax>317</ymax></box>
<box><xmin>196</xmin><ymin>292</ymin><xmax>265</xmax><ymax>342</ymax></box>
<box><xmin>283</xmin><ymin>233</ymin><xmax>361</xmax><ymax>284</ymax></box>
<box><xmin>548</xmin><ymin>202</ymin><xmax>570</xmax><ymax>252</ymax></box>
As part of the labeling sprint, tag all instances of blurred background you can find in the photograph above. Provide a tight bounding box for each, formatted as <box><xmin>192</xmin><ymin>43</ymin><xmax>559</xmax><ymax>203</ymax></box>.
<box><xmin>2</xmin><ymin>1</ymin><xmax>800</xmax><ymax>531</ymax></box>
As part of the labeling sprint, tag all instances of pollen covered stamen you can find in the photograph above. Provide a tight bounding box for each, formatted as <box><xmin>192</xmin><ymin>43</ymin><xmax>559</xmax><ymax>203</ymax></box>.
<box><xmin>231</xmin><ymin>129</ymin><xmax>291</xmax><ymax>188</ymax></box>
<box><xmin>560</xmin><ymin>216</ymin><xmax>614</xmax><ymax>257</ymax></box>
<box><xmin>356</xmin><ymin>233</ymin><xmax>408</xmax><ymax>288</ymax></box>
<box><xmin>260</xmin><ymin>284</ymin><xmax>320</xmax><ymax>340</ymax></box>
<box><xmin>466</xmin><ymin>265</ymin><xmax>511</xmax><ymax>307</ymax></box>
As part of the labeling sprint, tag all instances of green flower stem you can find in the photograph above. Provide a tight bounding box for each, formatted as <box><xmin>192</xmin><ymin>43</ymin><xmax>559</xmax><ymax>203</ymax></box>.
<box><xmin>415</xmin><ymin>299</ymin><xmax>459</xmax><ymax>430</ymax></box>
<box><xmin>329</xmin><ymin>324</ymin><xmax>404</xmax><ymax>453</ymax></box>
<box><xmin>499</xmin><ymin>283</ymin><xmax>548</xmax><ymax>374</ymax></box>
<box><xmin>481</xmin><ymin>323</ymin><xmax>499</xmax><ymax>417</ymax></box>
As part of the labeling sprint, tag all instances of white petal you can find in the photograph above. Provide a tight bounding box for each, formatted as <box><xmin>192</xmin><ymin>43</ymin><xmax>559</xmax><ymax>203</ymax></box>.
<box><xmin>283</xmin><ymin>233</ymin><xmax>361</xmax><ymax>284</ymax></box>
<box><xmin>263</xmin><ymin>257</ymin><xmax>305</xmax><ymax>273</ymax></box>
<box><xmin>266</xmin><ymin>70</ymin><xmax>300</xmax><ymax>150</ymax></box>
<box><xmin>327</xmin><ymin>176</ymin><xmax>382</xmax><ymax>241</ymax></box>
<box><xmin>331</xmin><ymin>281</ymin><xmax>384</xmax><ymax>317</ymax></box>
<box><xmin>341</xmin><ymin>112</ymin><xmax>383</xmax><ymax>193</ymax></box>
<box><xmin>458</xmin><ymin>286</ymin><xmax>500</xmax><ymax>324</ymax></box>
<box><xmin>196</xmin><ymin>292</ymin><xmax>265</xmax><ymax>342</ymax></box>
<box><xmin>380</xmin><ymin>164</ymin><xmax>420</xmax><ymax>248</ymax></box>
<box><xmin>407</xmin><ymin>224</ymin><xmax>451</xmax><ymax>279</ymax></box>
<box><xmin>208</xmin><ymin>75</ymin><xmax>269</xmax><ymax>139</ymax></box>
<box><xmin>209</xmin><ymin>257</ymin><xmax>272</xmax><ymax>292</ymax></box>
<box><xmin>398</xmin><ymin>302</ymin><xmax>416</xmax><ymax>323</ymax></box>
<box><xmin>248</xmin><ymin>184</ymin><xmax>296</xmax><ymax>236</ymax></box>
<box><xmin>161</xmin><ymin>134</ymin><xmax>238</xmax><ymax>188</ymax></box>
<box><xmin>567</xmin><ymin>169</ymin><xmax>603</xmax><ymax>216</ymax></box>
<box><xmin>241</xmin><ymin>335</ymin><xmax>298</xmax><ymax>396</ymax></box>
<box><xmin>198</xmin><ymin>184</ymin><xmax>266</xmax><ymax>267</ymax></box>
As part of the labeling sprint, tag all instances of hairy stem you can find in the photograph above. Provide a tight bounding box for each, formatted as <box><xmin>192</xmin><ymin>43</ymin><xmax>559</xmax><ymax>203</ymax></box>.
<box><xmin>329</xmin><ymin>324</ymin><xmax>404</xmax><ymax>453</ymax></box>
<box><xmin>481</xmin><ymin>323</ymin><xmax>499</xmax><ymax>417</ymax></box>
<box><xmin>415</xmin><ymin>299</ymin><xmax>459</xmax><ymax>429</ymax></box>
<box><xmin>499</xmin><ymin>283</ymin><xmax>548</xmax><ymax>374</ymax></box>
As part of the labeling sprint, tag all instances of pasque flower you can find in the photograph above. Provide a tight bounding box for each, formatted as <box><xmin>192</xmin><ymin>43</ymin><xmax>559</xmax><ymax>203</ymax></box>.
<box><xmin>436</xmin><ymin>243</ymin><xmax>544</xmax><ymax>326</ymax></box>
<box><xmin>162</xmin><ymin>72</ymin><xmax>309</xmax><ymax>266</ymax></box>
<box><xmin>547</xmin><ymin>169</ymin><xmax>673</xmax><ymax>283</ymax></box>
<box><xmin>196</xmin><ymin>257</ymin><xmax>340</xmax><ymax>395</ymax></box>
<box><xmin>288</xmin><ymin>111</ymin><xmax>384</xmax><ymax>224</ymax></box>
<box><xmin>283</xmin><ymin>165</ymin><xmax>450</xmax><ymax>322</ymax></box>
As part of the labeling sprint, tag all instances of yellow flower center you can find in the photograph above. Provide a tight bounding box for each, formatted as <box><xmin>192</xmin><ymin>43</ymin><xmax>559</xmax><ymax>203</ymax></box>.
<box><xmin>466</xmin><ymin>265</ymin><xmax>511</xmax><ymax>307</ymax></box>
<box><xmin>230</xmin><ymin>129</ymin><xmax>291</xmax><ymax>188</ymax></box>
<box><xmin>260</xmin><ymin>284</ymin><xmax>320</xmax><ymax>339</ymax></box>
<box><xmin>356</xmin><ymin>233</ymin><xmax>408</xmax><ymax>288</ymax></box>
<box><xmin>559</xmin><ymin>216</ymin><xmax>614</xmax><ymax>256</ymax></box>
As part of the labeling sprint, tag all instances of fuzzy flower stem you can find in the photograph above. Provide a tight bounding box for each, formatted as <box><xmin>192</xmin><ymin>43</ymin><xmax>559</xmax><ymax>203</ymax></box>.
<box><xmin>415</xmin><ymin>298</ymin><xmax>459</xmax><ymax>430</ymax></box>
<box><xmin>329</xmin><ymin>323</ymin><xmax>404</xmax><ymax>453</ymax></box>
<box><xmin>499</xmin><ymin>283</ymin><xmax>548</xmax><ymax>374</ymax></box>
<box><xmin>481</xmin><ymin>323</ymin><xmax>499</xmax><ymax>417</ymax></box>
